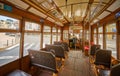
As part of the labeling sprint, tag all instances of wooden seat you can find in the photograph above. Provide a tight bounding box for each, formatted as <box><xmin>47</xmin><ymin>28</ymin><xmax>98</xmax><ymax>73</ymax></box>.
<box><xmin>90</xmin><ymin>45</ymin><xmax>101</xmax><ymax>56</ymax></box>
<box><xmin>94</xmin><ymin>49</ymin><xmax>112</xmax><ymax>69</ymax></box>
<box><xmin>28</xmin><ymin>50</ymin><xmax>58</xmax><ymax>73</ymax></box>
<box><xmin>54</xmin><ymin>41</ymin><xmax>69</xmax><ymax>52</ymax></box>
<box><xmin>111</xmin><ymin>63</ymin><xmax>120</xmax><ymax>76</ymax></box>
<box><xmin>45</xmin><ymin>44</ymin><xmax>65</xmax><ymax>59</ymax></box>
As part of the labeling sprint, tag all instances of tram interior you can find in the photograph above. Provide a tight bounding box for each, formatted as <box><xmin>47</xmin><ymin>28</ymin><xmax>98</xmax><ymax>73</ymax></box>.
<box><xmin>0</xmin><ymin>0</ymin><xmax>120</xmax><ymax>76</ymax></box>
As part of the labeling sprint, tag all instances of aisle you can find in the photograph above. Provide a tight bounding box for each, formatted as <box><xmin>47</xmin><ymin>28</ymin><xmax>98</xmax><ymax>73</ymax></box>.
<box><xmin>58</xmin><ymin>50</ymin><xmax>96</xmax><ymax>76</ymax></box>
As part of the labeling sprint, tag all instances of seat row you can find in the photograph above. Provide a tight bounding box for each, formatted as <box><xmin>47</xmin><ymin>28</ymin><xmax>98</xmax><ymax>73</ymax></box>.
<box><xmin>7</xmin><ymin>41</ymin><xmax>69</xmax><ymax>76</ymax></box>
<box><xmin>90</xmin><ymin>45</ymin><xmax>120</xmax><ymax>76</ymax></box>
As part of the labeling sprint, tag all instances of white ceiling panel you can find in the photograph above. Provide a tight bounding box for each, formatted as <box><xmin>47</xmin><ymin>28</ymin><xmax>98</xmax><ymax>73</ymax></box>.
<box><xmin>98</xmin><ymin>11</ymin><xmax>110</xmax><ymax>19</ymax></box>
<box><xmin>28</xmin><ymin>7</ymin><xmax>47</xmax><ymax>18</ymax></box>
<box><xmin>56</xmin><ymin>22</ymin><xmax>63</xmax><ymax>26</ymax></box>
<box><xmin>7</xmin><ymin>0</ymin><xmax>29</xmax><ymax>9</ymax></box>
<box><xmin>107</xmin><ymin>0</ymin><xmax>120</xmax><ymax>12</ymax></box>
<box><xmin>47</xmin><ymin>17</ymin><xmax>55</xmax><ymax>23</ymax></box>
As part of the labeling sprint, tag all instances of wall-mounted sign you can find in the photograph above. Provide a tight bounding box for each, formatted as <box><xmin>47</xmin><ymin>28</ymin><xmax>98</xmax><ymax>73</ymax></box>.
<box><xmin>0</xmin><ymin>2</ymin><xmax>12</xmax><ymax>12</ymax></box>
<box><xmin>4</xmin><ymin>4</ymin><xmax>12</xmax><ymax>12</ymax></box>
<box><xmin>0</xmin><ymin>2</ymin><xmax>4</xmax><ymax>9</ymax></box>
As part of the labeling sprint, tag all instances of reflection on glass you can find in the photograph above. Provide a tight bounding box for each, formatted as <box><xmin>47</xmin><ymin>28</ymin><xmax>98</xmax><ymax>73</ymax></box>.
<box><xmin>98</xmin><ymin>34</ymin><xmax>103</xmax><ymax>49</ymax></box>
<box><xmin>25</xmin><ymin>22</ymin><xmax>40</xmax><ymax>31</ymax></box>
<box><xmin>24</xmin><ymin>33</ymin><xmax>41</xmax><ymax>56</ymax></box>
<box><xmin>0</xmin><ymin>33</ymin><xmax>20</xmax><ymax>66</ymax></box>
<box><xmin>106</xmin><ymin>34</ymin><xmax>116</xmax><ymax>58</ymax></box>
<box><xmin>43</xmin><ymin>34</ymin><xmax>50</xmax><ymax>48</ymax></box>
<box><xmin>0</xmin><ymin>15</ymin><xmax>19</xmax><ymax>30</ymax></box>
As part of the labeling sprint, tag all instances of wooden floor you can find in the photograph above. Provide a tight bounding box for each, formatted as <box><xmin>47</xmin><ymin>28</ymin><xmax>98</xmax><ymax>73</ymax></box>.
<box><xmin>38</xmin><ymin>50</ymin><xmax>96</xmax><ymax>76</ymax></box>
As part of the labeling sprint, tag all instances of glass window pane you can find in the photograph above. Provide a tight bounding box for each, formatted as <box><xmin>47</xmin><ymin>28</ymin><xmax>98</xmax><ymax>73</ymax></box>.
<box><xmin>86</xmin><ymin>30</ymin><xmax>89</xmax><ymax>40</ymax></box>
<box><xmin>98</xmin><ymin>27</ymin><xmax>103</xmax><ymax>33</ymax></box>
<box><xmin>52</xmin><ymin>33</ymin><xmax>56</xmax><ymax>44</ymax></box>
<box><xmin>43</xmin><ymin>34</ymin><xmax>51</xmax><ymax>48</ymax></box>
<box><xmin>43</xmin><ymin>26</ymin><xmax>51</xmax><ymax>32</ymax></box>
<box><xmin>0</xmin><ymin>32</ymin><xmax>20</xmax><ymax>66</ymax></box>
<box><xmin>0</xmin><ymin>15</ymin><xmax>19</xmax><ymax>30</ymax></box>
<box><xmin>94</xmin><ymin>34</ymin><xmax>97</xmax><ymax>44</ymax></box>
<box><xmin>106</xmin><ymin>34</ymin><xmax>116</xmax><ymax>58</ymax></box>
<box><xmin>25</xmin><ymin>22</ymin><xmax>40</xmax><ymax>31</ymax></box>
<box><xmin>106</xmin><ymin>23</ymin><xmax>116</xmax><ymax>33</ymax></box>
<box><xmin>58</xmin><ymin>29</ymin><xmax>61</xmax><ymax>32</ymax></box>
<box><xmin>24</xmin><ymin>33</ymin><xmax>41</xmax><ymax>56</ymax></box>
<box><xmin>58</xmin><ymin>34</ymin><xmax>61</xmax><ymax>41</ymax></box>
<box><xmin>52</xmin><ymin>27</ymin><xmax>56</xmax><ymax>32</ymax></box>
<box><xmin>94</xmin><ymin>28</ymin><xmax>96</xmax><ymax>33</ymax></box>
<box><xmin>63</xmin><ymin>30</ymin><xmax>68</xmax><ymax>40</ymax></box>
<box><xmin>98</xmin><ymin>34</ymin><xmax>103</xmax><ymax>49</ymax></box>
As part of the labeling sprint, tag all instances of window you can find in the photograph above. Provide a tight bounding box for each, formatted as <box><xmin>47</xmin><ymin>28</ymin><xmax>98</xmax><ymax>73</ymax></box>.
<box><xmin>0</xmin><ymin>15</ymin><xmax>19</xmax><ymax>30</ymax></box>
<box><xmin>58</xmin><ymin>28</ymin><xmax>61</xmax><ymax>41</ymax></box>
<box><xmin>63</xmin><ymin>30</ymin><xmax>68</xmax><ymax>41</ymax></box>
<box><xmin>24</xmin><ymin>21</ymin><xmax>41</xmax><ymax>56</ymax></box>
<box><xmin>86</xmin><ymin>30</ymin><xmax>89</xmax><ymax>41</ymax></box>
<box><xmin>0</xmin><ymin>15</ymin><xmax>20</xmax><ymax>66</ymax></box>
<box><xmin>98</xmin><ymin>27</ymin><xmax>103</xmax><ymax>33</ymax></box>
<box><xmin>24</xmin><ymin>33</ymin><xmax>41</xmax><ymax>56</ymax></box>
<box><xmin>25</xmin><ymin>22</ymin><xmax>40</xmax><ymax>31</ymax></box>
<box><xmin>106</xmin><ymin>23</ymin><xmax>116</xmax><ymax>58</ymax></box>
<box><xmin>43</xmin><ymin>34</ymin><xmax>51</xmax><ymax>48</ymax></box>
<box><xmin>52</xmin><ymin>27</ymin><xmax>57</xmax><ymax>44</ymax></box>
<box><xmin>43</xmin><ymin>25</ymin><xmax>51</xmax><ymax>48</ymax></box>
<box><xmin>98</xmin><ymin>27</ymin><xmax>103</xmax><ymax>49</ymax></box>
<box><xmin>98</xmin><ymin>34</ymin><xmax>103</xmax><ymax>49</ymax></box>
<box><xmin>43</xmin><ymin>25</ymin><xmax>51</xmax><ymax>32</ymax></box>
<box><xmin>93</xmin><ymin>28</ymin><xmax>97</xmax><ymax>44</ymax></box>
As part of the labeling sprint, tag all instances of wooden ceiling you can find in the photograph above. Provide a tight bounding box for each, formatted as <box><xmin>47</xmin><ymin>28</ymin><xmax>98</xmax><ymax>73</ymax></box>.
<box><xmin>4</xmin><ymin>0</ymin><xmax>120</xmax><ymax>26</ymax></box>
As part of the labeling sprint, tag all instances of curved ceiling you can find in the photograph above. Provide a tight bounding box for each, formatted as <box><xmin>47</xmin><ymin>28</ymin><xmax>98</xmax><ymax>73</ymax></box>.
<box><xmin>5</xmin><ymin>0</ymin><xmax>120</xmax><ymax>26</ymax></box>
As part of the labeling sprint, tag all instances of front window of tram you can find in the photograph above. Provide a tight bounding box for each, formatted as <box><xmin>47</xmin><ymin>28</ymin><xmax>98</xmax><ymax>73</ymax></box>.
<box><xmin>0</xmin><ymin>15</ymin><xmax>20</xmax><ymax>66</ymax></box>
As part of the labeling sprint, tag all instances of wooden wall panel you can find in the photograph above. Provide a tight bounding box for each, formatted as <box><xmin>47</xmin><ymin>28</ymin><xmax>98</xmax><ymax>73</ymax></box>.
<box><xmin>0</xmin><ymin>59</ymin><xmax>20</xmax><ymax>76</ymax></box>
<box><xmin>21</xmin><ymin>56</ymin><xmax>30</xmax><ymax>72</ymax></box>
